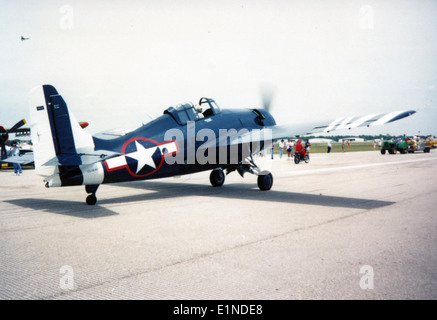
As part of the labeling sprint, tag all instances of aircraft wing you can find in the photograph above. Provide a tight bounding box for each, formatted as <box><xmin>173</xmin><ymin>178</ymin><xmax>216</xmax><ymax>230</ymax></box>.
<box><xmin>0</xmin><ymin>153</ymin><xmax>34</xmax><ymax>165</ymax></box>
<box><xmin>199</xmin><ymin>109</ymin><xmax>416</xmax><ymax>151</ymax></box>
<box><xmin>271</xmin><ymin>110</ymin><xmax>417</xmax><ymax>138</ymax></box>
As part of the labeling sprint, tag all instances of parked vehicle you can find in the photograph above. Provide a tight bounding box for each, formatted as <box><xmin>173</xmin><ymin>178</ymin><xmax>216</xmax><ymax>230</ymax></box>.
<box><xmin>380</xmin><ymin>140</ymin><xmax>409</xmax><ymax>154</ymax></box>
<box><xmin>407</xmin><ymin>140</ymin><xmax>432</xmax><ymax>153</ymax></box>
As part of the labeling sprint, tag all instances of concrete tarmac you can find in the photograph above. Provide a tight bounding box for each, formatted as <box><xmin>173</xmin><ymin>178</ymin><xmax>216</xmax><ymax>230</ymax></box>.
<box><xmin>1</xmin><ymin>150</ymin><xmax>436</xmax><ymax>300</ymax></box>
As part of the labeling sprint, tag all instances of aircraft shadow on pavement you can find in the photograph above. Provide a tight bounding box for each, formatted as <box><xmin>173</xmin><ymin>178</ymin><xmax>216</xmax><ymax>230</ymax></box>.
<box><xmin>5</xmin><ymin>198</ymin><xmax>118</xmax><ymax>218</ymax></box>
<box><xmin>4</xmin><ymin>181</ymin><xmax>394</xmax><ymax>218</ymax></box>
<box><xmin>103</xmin><ymin>180</ymin><xmax>395</xmax><ymax>210</ymax></box>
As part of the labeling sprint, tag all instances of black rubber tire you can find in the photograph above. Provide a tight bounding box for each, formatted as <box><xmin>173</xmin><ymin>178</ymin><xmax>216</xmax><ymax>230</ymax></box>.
<box><xmin>257</xmin><ymin>173</ymin><xmax>273</xmax><ymax>191</ymax></box>
<box><xmin>294</xmin><ymin>155</ymin><xmax>300</xmax><ymax>164</ymax></box>
<box><xmin>304</xmin><ymin>155</ymin><xmax>310</xmax><ymax>163</ymax></box>
<box><xmin>86</xmin><ymin>194</ymin><xmax>97</xmax><ymax>205</ymax></box>
<box><xmin>381</xmin><ymin>149</ymin><xmax>386</xmax><ymax>155</ymax></box>
<box><xmin>210</xmin><ymin>169</ymin><xmax>225</xmax><ymax>187</ymax></box>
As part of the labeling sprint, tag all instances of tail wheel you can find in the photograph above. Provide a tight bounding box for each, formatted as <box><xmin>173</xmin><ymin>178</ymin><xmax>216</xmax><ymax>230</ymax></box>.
<box><xmin>210</xmin><ymin>169</ymin><xmax>225</xmax><ymax>187</ymax></box>
<box><xmin>85</xmin><ymin>184</ymin><xmax>99</xmax><ymax>205</ymax></box>
<box><xmin>86</xmin><ymin>194</ymin><xmax>97</xmax><ymax>205</ymax></box>
<box><xmin>257</xmin><ymin>173</ymin><xmax>273</xmax><ymax>191</ymax></box>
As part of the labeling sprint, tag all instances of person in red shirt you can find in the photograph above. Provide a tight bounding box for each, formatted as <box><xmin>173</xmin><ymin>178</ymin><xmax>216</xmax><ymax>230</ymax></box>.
<box><xmin>295</xmin><ymin>139</ymin><xmax>306</xmax><ymax>158</ymax></box>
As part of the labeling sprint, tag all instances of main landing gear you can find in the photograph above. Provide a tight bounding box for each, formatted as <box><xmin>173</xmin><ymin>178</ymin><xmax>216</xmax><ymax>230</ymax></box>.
<box><xmin>209</xmin><ymin>153</ymin><xmax>273</xmax><ymax>191</ymax></box>
<box><xmin>257</xmin><ymin>172</ymin><xmax>273</xmax><ymax>191</ymax></box>
<box><xmin>210</xmin><ymin>168</ymin><xmax>225</xmax><ymax>187</ymax></box>
<box><xmin>85</xmin><ymin>184</ymin><xmax>99</xmax><ymax>205</ymax></box>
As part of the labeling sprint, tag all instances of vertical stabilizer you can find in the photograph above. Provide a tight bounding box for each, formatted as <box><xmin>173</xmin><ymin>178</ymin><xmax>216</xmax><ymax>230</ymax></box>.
<box><xmin>29</xmin><ymin>85</ymin><xmax>102</xmax><ymax>187</ymax></box>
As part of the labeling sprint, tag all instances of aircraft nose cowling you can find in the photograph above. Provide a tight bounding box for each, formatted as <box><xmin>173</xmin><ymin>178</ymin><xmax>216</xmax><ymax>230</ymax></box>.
<box><xmin>253</xmin><ymin>109</ymin><xmax>276</xmax><ymax>127</ymax></box>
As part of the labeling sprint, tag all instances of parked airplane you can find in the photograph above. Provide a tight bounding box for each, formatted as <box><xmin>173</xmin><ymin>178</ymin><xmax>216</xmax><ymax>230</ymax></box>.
<box><xmin>0</xmin><ymin>121</ymin><xmax>34</xmax><ymax>165</ymax></box>
<box><xmin>26</xmin><ymin>84</ymin><xmax>415</xmax><ymax>205</ymax></box>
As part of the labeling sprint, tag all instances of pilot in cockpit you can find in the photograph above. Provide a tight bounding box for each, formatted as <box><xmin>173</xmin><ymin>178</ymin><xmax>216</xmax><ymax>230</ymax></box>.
<box><xmin>195</xmin><ymin>105</ymin><xmax>204</xmax><ymax>119</ymax></box>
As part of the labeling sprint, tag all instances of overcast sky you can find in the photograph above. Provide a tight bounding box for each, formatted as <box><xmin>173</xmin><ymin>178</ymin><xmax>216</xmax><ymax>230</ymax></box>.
<box><xmin>1</xmin><ymin>0</ymin><xmax>436</xmax><ymax>136</ymax></box>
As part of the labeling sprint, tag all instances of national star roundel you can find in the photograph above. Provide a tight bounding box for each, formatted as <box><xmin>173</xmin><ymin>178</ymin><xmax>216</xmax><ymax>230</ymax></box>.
<box><xmin>121</xmin><ymin>137</ymin><xmax>164</xmax><ymax>178</ymax></box>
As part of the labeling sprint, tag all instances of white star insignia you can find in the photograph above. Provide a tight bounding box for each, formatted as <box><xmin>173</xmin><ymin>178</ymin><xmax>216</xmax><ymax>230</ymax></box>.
<box><xmin>125</xmin><ymin>141</ymin><xmax>158</xmax><ymax>174</ymax></box>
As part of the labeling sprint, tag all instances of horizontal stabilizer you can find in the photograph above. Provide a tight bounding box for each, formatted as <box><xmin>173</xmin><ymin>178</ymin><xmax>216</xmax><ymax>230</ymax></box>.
<box><xmin>42</xmin><ymin>150</ymin><xmax>121</xmax><ymax>166</ymax></box>
<box><xmin>93</xmin><ymin>128</ymin><xmax>134</xmax><ymax>139</ymax></box>
<box><xmin>0</xmin><ymin>154</ymin><xmax>34</xmax><ymax>165</ymax></box>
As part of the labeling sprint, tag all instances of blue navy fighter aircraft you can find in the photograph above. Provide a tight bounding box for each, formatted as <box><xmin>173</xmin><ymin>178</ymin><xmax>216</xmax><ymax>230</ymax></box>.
<box><xmin>28</xmin><ymin>84</ymin><xmax>416</xmax><ymax>205</ymax></box>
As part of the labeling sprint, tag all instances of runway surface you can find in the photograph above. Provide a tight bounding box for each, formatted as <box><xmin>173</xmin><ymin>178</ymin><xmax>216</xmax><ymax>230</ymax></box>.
<box><xmin>1</xmin><ymin>151</ymin><xmax>436</xmax><ymax>300</ymax></box>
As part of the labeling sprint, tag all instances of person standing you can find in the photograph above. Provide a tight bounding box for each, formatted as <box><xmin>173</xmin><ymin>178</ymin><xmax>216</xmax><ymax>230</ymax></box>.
<box><xmin>305</xmin><ymin>139</ymin><xmax>311</xmax><ymax>152</ymax></box>
<box><xmin>327</xmin><ymin>140</ymin><xmax>332</xmax><ymax>153</ymax></box>
<box><xmin>279</xmin><ymin>139</ymin><xmax>284</xmax><ymax>159</ymax></box>
<box><xmin>286</xmin><ymin>139</ymin><xmax>293</xmax><ymax>158</ymax></box>
<box><xmin>11</xmin><ymin>141</ymin><xmax>23</xmax><ymax>176</ymax></box>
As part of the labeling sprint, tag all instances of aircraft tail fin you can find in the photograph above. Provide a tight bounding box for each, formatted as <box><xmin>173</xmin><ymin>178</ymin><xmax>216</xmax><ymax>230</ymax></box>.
<box><xmin>29</xmin><ymin>85</ymin><xmax>96</xmax><ymax>180</ymax></box>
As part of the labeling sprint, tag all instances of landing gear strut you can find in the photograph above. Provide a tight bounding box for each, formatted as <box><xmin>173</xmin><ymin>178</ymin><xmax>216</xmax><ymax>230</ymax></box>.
<box><xmin>220</xmin><ymin>152</ymin><xmax>274</xmax><ymax>191</ymax></box>
<box><xmin>85</xmin><ymin>184</ymin><xmax>99</xmax><ymax>205</ymax></box>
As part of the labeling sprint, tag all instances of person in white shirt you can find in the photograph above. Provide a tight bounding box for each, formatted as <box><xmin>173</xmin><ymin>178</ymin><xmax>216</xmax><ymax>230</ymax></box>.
<box><xmin>11</xmin><ymin>141</ymin><xmax>23</xmax><ymax>176</ymax></box>
<box><xmin>286</xmin><ymin>139</ymin><xmax>293</xmax><ymax>158</ymax></box>
<box><xmin>327</xmin><ymin>140</ymin><xmax>332</xmax><ymax>153</ymax></box>
<box><xmin>278</xmin><ymin>139</ymin><xmax>285</xmax><ymax>159</ymax></box>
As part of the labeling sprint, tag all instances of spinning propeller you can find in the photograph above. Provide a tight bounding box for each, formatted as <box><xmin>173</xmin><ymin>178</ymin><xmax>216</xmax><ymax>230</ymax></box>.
<box><xmin>260</xmin><ymin>84</ymin><xmax>276</xmax><ymax>113</ymax></box>
<box><xmin>0</xmin><ymin>119</ymin><xmax>26</xmax><ymax>160</ymax></box>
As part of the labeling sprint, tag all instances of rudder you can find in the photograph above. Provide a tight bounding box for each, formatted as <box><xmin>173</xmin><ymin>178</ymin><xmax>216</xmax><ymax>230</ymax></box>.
<box><xmin>29</xmin><ymin>85</ymin><xmax>96</xmax><ymax>185</ymax></box>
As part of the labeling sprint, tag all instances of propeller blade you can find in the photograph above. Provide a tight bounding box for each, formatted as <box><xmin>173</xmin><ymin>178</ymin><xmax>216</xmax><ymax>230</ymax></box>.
<box><xmin>260</xmin><ymin>85</ymin><xmax>275</xmax><ymax>113</ymax></box>
<box><xmin>8</xmin><ymin>119</ymin><xmax>26</xmax><ymax>133</ymax></box>
<box><xmin>0</xmin><ymin>126</ymin><xmax>8</xmax><ymax>146</ymax></box>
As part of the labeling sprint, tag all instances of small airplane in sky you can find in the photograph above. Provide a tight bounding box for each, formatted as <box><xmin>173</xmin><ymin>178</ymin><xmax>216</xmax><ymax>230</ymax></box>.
<box><xmin>17</xmin><ymin>84</ymin><xmax>416</xmax><ymax>205</ymax></box>
<box><xmin>21</xmin><ymin>36</ymin><xmax>29</xmax><ymax>41</ymax></box>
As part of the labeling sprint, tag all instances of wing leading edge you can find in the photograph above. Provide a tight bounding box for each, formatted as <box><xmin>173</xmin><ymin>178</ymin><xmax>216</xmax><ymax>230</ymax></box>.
<box><xmin>205</xmin><ymin>109</ymin><xmax>417</xmax><ymax>150</ymax></box>
<box><xmin>303</xmin><ymin>110</ymin><xmax>416</xmax><ymax>135</ymax></box>
<box><xmin>268</xmin><ymin>109</ymin><xmax>416</xmax><ymax>142</ymax></box>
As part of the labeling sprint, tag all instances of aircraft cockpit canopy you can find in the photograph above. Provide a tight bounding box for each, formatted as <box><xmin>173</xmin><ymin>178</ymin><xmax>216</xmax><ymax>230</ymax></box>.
<box><xmin>164</xmin><ymin>97</ymin><xmax>221</xmax><ymax>126</ymax></box>
<box><xmin>198</xmin><ymin>97</ymin><xmax>221</xmax><ymax>117</ymax></box>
